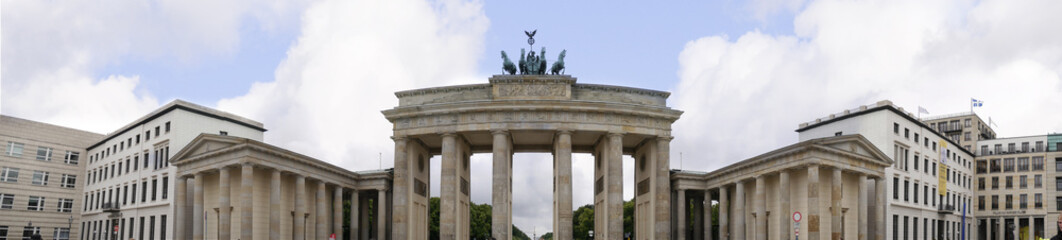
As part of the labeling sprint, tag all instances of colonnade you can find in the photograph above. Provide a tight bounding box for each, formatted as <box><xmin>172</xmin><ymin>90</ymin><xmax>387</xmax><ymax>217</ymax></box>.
<box><xmin>173</xmin><ymin>163</ymin><xmax>389</xmax><ymax>240</ymax></box>
<box><xmin>674</xmin><ymin>165</ymin><xmax>889</xmax><ymax>240</ymax></box>
<box><xmin>982</xmin><ymin>217</ymin><xmax>1041</xmax><ymax>240</ymax></box>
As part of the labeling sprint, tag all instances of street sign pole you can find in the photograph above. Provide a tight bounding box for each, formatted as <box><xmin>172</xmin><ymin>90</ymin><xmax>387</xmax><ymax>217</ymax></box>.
<box><xmin>793</xmin><ymin>212</ymin><xmax>802</xmax><ymax>240</ymax></box>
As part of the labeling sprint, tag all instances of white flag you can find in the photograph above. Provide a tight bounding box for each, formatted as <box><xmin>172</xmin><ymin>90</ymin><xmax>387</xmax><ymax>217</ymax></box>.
<box><xmin>918</xmin><ymin>106</ymin><xmax>929</xmax><ymax>115</ymax></box>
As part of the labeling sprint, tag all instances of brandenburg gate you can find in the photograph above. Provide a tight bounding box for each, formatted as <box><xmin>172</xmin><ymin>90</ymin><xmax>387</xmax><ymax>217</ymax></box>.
<box><xmin>383</xmin><ymin>74</ymin><xmax>683</xmax><ymax>240</ymax></box>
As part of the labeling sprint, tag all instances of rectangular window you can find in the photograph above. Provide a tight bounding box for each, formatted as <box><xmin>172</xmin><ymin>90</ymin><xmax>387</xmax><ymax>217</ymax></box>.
<box><xmin>21</xmin><ymin>226</ymin><xmax>40</xmax><ymax>239</ymax></box>
<box><xmin>0</xmin><ymin>167</ymin><xmax>18</xmax><ymax>183</ymax></box>
<box><xmin>160</xmin><ymin>214</ymin><xmax>167</xmax><ymax>240</ymax></box>
<box><xmin>64</xmin><ymin>151</ymin><xmax>80</xmax><ymax>165</ymax></box>
<box><xmin>981</xmin><ymin>145</ymin><xmax>989</xmax><ymax>155</ymax></box>
<box><xmin>914</xmin><ymin>155</ymin><xmax>920</xmax><ymax>170</ymax></box>
<box><xmin>1005</xmin><ymin>176</ymin><xmax>1013</xmax><ymax>189</ymax></box>
<box><xmin>1005</xmin><ymin>194</ymin><xmax>1013</xmax><ymax>209</ymax></box>
<box><xmin>155</xmin><ymin>126</ymin><xmax>160</xmax><ymax>137</ymax></box>
<box><xmin>145</xmin><ymin>130</ymin><xmax>150</xmax><ymax>141</ymax></box>
<box><xmin>151</xmin><ymin>178</ymin><xmax>158</xmax><ymax>201</ymax></box>
<box><xmin>1036</xmin><ymin>175</ymin><xmax>1043</xmax><ymax>188</ymax></box>
<box><xmin>139</xmin><ymin>217</ymin><xmax>145</xmax><ymax>240</ymax></box>
<box><xmin>1018</xmin><ymin>157</ymin><xmax>1030</xmax><ymax>172</ymax></box>
<box><xmin>913</xmin><ymin>182</ymin><xmax>919</xmax><ymax>203</ymax></box>
<box><xmin>992</xmin><ymin>177</ymin><xmax>999</xmax><ymax>189</ymax></box>
<box><xmin>893</xmin><ymin>215</ymin><xmax>898</xmax><ymax>240</ymax></box>
<box><xmin>165</xmin><ymin>122</ymin><xmax>170</xmax><ymax>133</ymax></box>
<box><xmin>5</xmin><ymin>142</ymin><xmax>24</xmax><ymax>157</ymax></box>
<box><xmin>31</xmin><ymin>171</ymin><xmax>49</xmax><ymax>186</ymax></box>
<box><xmin>894</xmin><ymin>123</ymin><xmax>899</xmax><ymax>134</ymax></box>
<box><xmin>915</xmin><ymin>133</ymin><xmax>920</xmax><ymax>143</ymax></box>
<box><xmin>1020</xmin><ymin>175</ymin><xmax>1028</xmax><ymax>189</ymax></box>
<box><xmin>905</xmin><ymin>128</ymin><xmax>910</xmax><ymax>139</ymax></box>
<box><xmin>27</xmin><ymin>196</ymin><xmax>45</xmax><ymax>211</ymax></box>
<box><xmin>1036</xmin><ymin>141</ymin><xmax>1044</xmax><ymax>151</ymax></box>
<box><xmin>924</xmin><ymin>186</ymin><xmax>929</xmax><ymax>204</ymax></box>
<box><xmin>123</xmin><ymin>185</ymin><xmax>129</xmax><ymax>205</ymax></box>
<box><xmin>149</xmin><ymin>215</ymin><xmax>156</xmax><ymax>240</ymax></box>
<box><xmin>143</xmin><ymin>152</ymin><xmax>149</xmax><ymax>169</ymax></box>
<box><xmin>1033</xmin><ymin>157</ymin><xmax>1044</xmax><ymax>171</ymax></box>
<box><xmin>893</xmin><ymin>178</ymin><xmax>899</xmax><ymax>199</ymax></box>
<box><xmin>992</xmin><ymin>159</ymin><xmax>1002</xmax><ymax>172</ymax></box>
<box><xmin>0</xmin><ymin>193</ymin><xmax>14</xmax><ymax>209</ymax></box>
<box><xmin>904</xmin><ymin>216</ymin><xmax>909</xmax><ymax>240</ymax></box>
<box><xmin>978</xmin><ymin>177</ymin><xmax>985</xmax><ymax>190</ymax></box>
<box><xmin>141</xmin><ymin>181</ymin><xmax>147</xmax><ymax>202</ymax></box>
<box><xmin>992</xmin><ymin>195</ymin><xmax>999</xmax><ymax>210</ymax></box>
<box><xmin>1020</xmin><ymin>194</ymin><xmax>1028</xmax><ymax>209</ymax></box>
<box><xmin>904</xmin><ymin>180</ymin><xmax>910</xmax><ymax>202</ymax></box>
<box><xmin>1036</xmin><ymin>194</ymin><xmax>1043</xmax><ymax>208</ymax></box>
<box><xmin>978</xmin><ymin>196</ymin><xmax>985</xmax><ymax>210</ymax></box>
<box><xmin>161</xmin><ymin>177</ymin><xmax>168</xmax><ymax>200</ymax></box>
<box><xmin>61</xmin><ymin>174</ymin><xmax>76</xmax><ymax>188</ymax></box>
<box><xmin>1009</xmin><ymin>143</ymin><xmax>1016</xmax><ymax>152</ymax></box>
<box><xmin>1004</xmin><ymin>158</ymin><xmax>1015</xmax><ymax>172</ymax></box>
<box><xmin>57</xmin><ymin>198</ymin><xmax>73</xmax><ymax>212</ymax></box>
<box><xmin>132</xmin><ymin>182</ymin><xmax>137</xmax><ymax>204</ymax></box>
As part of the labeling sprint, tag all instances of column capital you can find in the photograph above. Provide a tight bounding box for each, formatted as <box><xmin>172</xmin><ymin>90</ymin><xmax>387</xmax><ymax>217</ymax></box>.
<box><xmin>607</xmin><ymin>131</ymin><xmax>625</xmax><ymax>138</ymax></box>
<box><xmin>391</xmin><ymin>135</ymin><xmax>408</xmax><ymax>141</ymax></box>
<box><xmin>657</xmin><ymin>135</ymin><xmax>674</xmax><ymax>142</ymax></box>
<box><xmin>491</xmin><ymin>129</ymin><xmax>509</xmax><ymax>136</ymax></box>
<box><xmin>440</xmin><ymin>131</ymin><xmax>458</xmax><ymax>137</ymax></box>
<box><xmin>556</xmin><ymin>129</ymin><xmax>573</xmax><ymax>135</ymax></box>
<box><xmin>240</xmin><ymin>161</ymin><xmax>255</xmax><ymax>168</ymax></box>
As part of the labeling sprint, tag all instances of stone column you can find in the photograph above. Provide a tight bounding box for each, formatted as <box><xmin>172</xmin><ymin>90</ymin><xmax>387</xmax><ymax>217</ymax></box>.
<box><xmin>756</xmin><ymin>175</ymin><xmax>767</xmax><ymax>240</ymax></box>
<box><xmin>678</xmin><ymin>189</ymin><xmax>687</xmax><ymax>240</ymax></box>
<box><xmin>270</xmin><ymin>170</ymin><xmax>281</xmax><ymax>240</ymax></box>
<box><xmin>780</xmin><ymin>171</ymin><xmax>791</xmax><ymax>240</ymax></box>
<box><xmin>858</xmin><ymin>174</ymin><xmax>868</xmax><ymax>240</ymax></box>
<box><xmin>241</xmin><ymin>163</ymin><xmax>254</xmax><ymax>240</ymax></box>
<box><xmin>294</xmin><ymin>175</ymin><xmax>307</xmax><ymax>240</ymax></box>
<box><xmin>831</xmin><ymin>168</ymin><xmax>842</xmax><ymax>240</ymax></box>
<box><xmin>719</xmin><ymin>187</ymin><xmax>728</xmax><ymax>240</ymax></box>
<box><xmin>875</xmin><ymin>178</ymin><xmax>886</xmax><ymax>240</ymax></box>
<box><xmin>220</xmin><ymin>167</ymin><xmax>232</xmax><ymax>240</ymax></box>
<box><xmin>553</xmin><ymin>130</ymin><xmax>573</xmax><ymax>240</ymax></box>
<box><xmin>655</xmin><ymin>136</ymin><xmax>674</xmax><ymax>240</ymax></box>
<box><xmin>193</xmin><ymin>172</ymin><xmax>204</xmax><ymax>240</ymax></box>
<box><xmin>440</xmin><ymin>133</ymin><xmax>458</xmax><ymax>240</ymax></box>
<box><xmin>607</xmin><ymin>133</ymin><xmax>624</xmax><ymax>238</ymax></box>
<box><xmin>350</xmin><ymin>190</ymin><xmax>360</xmax><ymax>240</ymax></box>
<box><xmin>317</xmin><ymin>181</ymin><xmax>328</xmax><ymax>239</ymax></box>
<box><xmin>705</xmin><ymin>190</ymin><xmax>714</xmax><ymax>240</ymax></box>
<box><xmin>378</xmin><ymin>189</ymin><xmax>388</xmax><ymax>240</ymax></box>
<box><xmin>175</xmin><ymin>176</ymin><xmax>187</xmax><ymax>240</ymax></box>
<box><xmin>360</xmin><ymin>195</ymin><xmax>370</xmax><ymax>240</ymax></box>
<box><xmin>807</xmin><ymin>165</ymin><xmax>819</xmax><ymax>240</ymax></box>
<box><xmin>390</xmin><ymin>136</ymin><xmax>409</xmax><ymax>240</ymax></box>
<box><xmin>694</xmin><ymin>193</ymin><xmax>704</xmax><ymax>240</ymax></box>
<box><xmin>997</xmin><ymin>217</ymin><xmax>1003</xmax><ymax>240</ymax></box>
<box><xmin>492</xmin><ymin>130</ymin><xmax>512</xmax><ymax>240</ymax></box>
<box><xmin>335</xmin><ymin>187</ymin><xmax>344</xmax><ymax>240</ymax></box>
<box><xmin>1028</xmin><ymin>216</ymin><xmax>1034</xmax><ymax>240</ymax></box>
<box><xmin>734</xmin><ymin>180</ymin><xmax>745</xmax><ymax>240</ymax></box>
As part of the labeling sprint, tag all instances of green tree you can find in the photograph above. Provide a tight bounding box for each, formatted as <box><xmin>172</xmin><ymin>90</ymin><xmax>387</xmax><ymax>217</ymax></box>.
<box><xmin>623</xmin><ymin>200</ymin><xmax>635</xmax><ymax>238</ymax></box>
<box><xmin>540</xmin><ymin>232</ymin><xmax>553</xmax><ymax>240</ymax></box>
<box><xmin>427</xmin><ymin>197</ymin><xmax>533</xmax><ymax>240</ymax></box>
<box><xmin>571</xmin><ymin>204</ymin><xmax>594</xmax><ymax>240</ymax></box>
<box><xmin>513</xmin><ymin>225</ymin><xmax>531</xmax><ymax>240</ymax></box>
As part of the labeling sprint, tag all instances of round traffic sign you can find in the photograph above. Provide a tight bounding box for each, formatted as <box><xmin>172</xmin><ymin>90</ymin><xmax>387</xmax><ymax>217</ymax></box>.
<box><xmin>793</xmin><ymin>211</ymin><xmax>802</xmax><ymax>222</ymax></box>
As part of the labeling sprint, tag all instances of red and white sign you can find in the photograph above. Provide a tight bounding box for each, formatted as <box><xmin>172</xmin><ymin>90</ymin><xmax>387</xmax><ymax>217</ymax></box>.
<box><xmin>329</xmin><ymin>233</ymin><xmax>336</xmax><ymax>240</ymax></box>
<box><xmin>793</xmin><ymin>211</ymin><xmax>802</xmax><ymax>222</ymax></box>
<box><xmin>114</xmin><ymin>225</ymin><xmax>119</xmax><ymax>233</ymax></box>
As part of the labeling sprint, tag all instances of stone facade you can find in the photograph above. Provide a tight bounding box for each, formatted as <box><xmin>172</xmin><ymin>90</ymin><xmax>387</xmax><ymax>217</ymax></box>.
<box><xmin>383</xmin><ymin>75</ymin><xmax>682</xmax><ymax>240</ymax></box>
<box><xmin>170</xmin><ymin>134</ymin><xmax>392</xmax><ymax>240</ymax></box>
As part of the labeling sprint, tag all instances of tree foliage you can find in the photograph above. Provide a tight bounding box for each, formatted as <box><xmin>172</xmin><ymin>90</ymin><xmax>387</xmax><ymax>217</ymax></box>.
<box><xmin>428</xmin><ymin>197</ymin><xmax>531</xmax><ymax>240</ymax></box>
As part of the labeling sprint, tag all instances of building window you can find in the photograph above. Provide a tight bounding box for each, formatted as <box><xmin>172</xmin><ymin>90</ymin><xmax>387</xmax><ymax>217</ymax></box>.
<box><xmin>149</xmin><ymin>215</ymin><xmax>156</xmax><ymax>240</ymax></box>
<box><xmin>978</xmin><ymin>177</ymin><xmax>985</xmax><ymax>190</ymax></box>
<box><xmin>1018</xmin><ymin>157</ymin><xmax>1030</xmax><ymax>172</ymax></box>
<box><xmin>893</xmin><ymin>177</ymin><xmax>899</xmax><ymax>199</ymax></box>
<box><xmin>991</xmin><ymin>159</ymin><xmax>1002</xmax><ymax>173</ymax></box>
<box><xmin>1020</xmin><ymin>175</ymin><xmax>1028</xmax><ymax>189</ymax></box>
<box><xmin>913</xmin><ymin>182</ymin><xmax>919</xmax><ymax>203</ymax></box>
<box><xmin>1005</xmin><ymin>195</ymin><xmax>1013</xmax><ymax>209</ymax></box>
<box><xmin>904</xmin><ymin>180</ymin><xmax>910</xmax><ymax>202</ymax></box>
<box><xmin>61</xmin><ymin>174</ymin><xmax>76</xmax><ymax>188</ymax></box>
<box><xmin>893</xmin><ymin>215</ymin><xmax>898</xmax><ymax>240</ymax></box>
<box><xmin>27</xmin><ymin>196</ymin><xmax>45</xmax><ymax>211</ymax></box>
<box><xmin>165</xmin><ymin>122</ymin><xmax>171</xmax><ymax>133</ymax></box>
<box><xmin>964</xmin><ymin>132</ymin><xmax>971</xmax><ymax>141</ymax></box>
<box><xmin>1033</xmin><ymin>157</ymin><xmax>1044</xmax><ymax>171</ymax></box>
<box><xmin>1020</xmin><ymin>194</ymin><xmax>1028</xmax><ymax>209</ymax></box>
<box><xmin>905</xmin><ymin>128</ymin><xmax>910</xmax><ymax>139</ymax></box>
<box><xmin>1036</xmin><ymin>175</ymin><xmax>1043</xmax><ymax>188</ymax></box>
<box><xmin>1036</xmin><ymin>141</ymin><xmax>1044</xmax><ymax>152</ymax></box>
<box><xmin>914</xmin><ymin>155</ymin><xmax>920</xmax><ymax>170</ymax></box>
<box><xmin>992</xmin><ymin>195</ymin><xmax>999</xmax><ymax>210</ymax></box>
<box><xmin>5</xmin><ymin>142</ymin><xmax>24</xmax><ymax>157</ymax></box>
<box><xmin>1036</xmin><ymin>194</ymin><xmax>1043</xmax><ymax>208</ymax></box>
<box><xmin>31</xmin><ymin>171</ymin><xmax>49</xmax><ymax>186</ymax></box>
<box><xmin>0</xmin><ymin>167</ymin><xmax>18</xmax><ymax>183</ymax></box>
<box><xmin>57</xmin><ymin>198</ymin><xmax>74</xmax><ymax>212</ymax></box>
<box><xmin>146</xmin><ymin>130</ymin><xmax>151</xmax><ymax>141</ymax></box>
<box><xmin>981</xmin><ymin>145</ymin><xmax>989</xmax><ymax>155</ymax></box>
<box><xmin>978</xmin><ymin>196</ymin><xmax>985</xmax><ymax>210</ymax></box>
<box><xmin>915</xmin><ymin>133</ymin><xmax>920</xmax><ymax>143</ymax></box>
<box><xmin>977</xmin><ymin>160</ymin><xmax>987</xmax><ymax>174</ymax></box>
<box><xmin>1004</xmin><ymin>158</ymin><xmax>1015</xmax><ymax>172</ymax></box>
<box><xmin>155</xmin><ymin>126</ymin><xmax>160</xmax><ymax>137</ymax></box>
<box><xmin>151</xmin><ymin>178</ymin><xmax>158</xmax><ymax>201</ymax></box>
<box><xmin>1005</xmin><ymin>176</ymin><xmax>1013</xmax><ymax>189</ymax></box>
<box><xmin>992</xmin><ymin>177</ymin><xmax>999</xmax><ymax>189</ymax></box>
<box><xmin>894</xmin><ymin>123</ymin><xmax>899</xmax><ymax>134</ymax></box>
<box><xmin>54</xmin><ymin>227</ymin><xmax>70</xmax><ymax>240</ymax></box>
<box><xmin>21</xmin><ymin>226</ymin><xmax>40</xmax><ymax>239</ymax></box>
<box><xmin>64</xmin><ymin>151</ymin><xmax>80</xmax><ymax>165</ymax></box>
<box><xmin>0</xmin><ymin>193</ymin><xmax>14</xmax><ymax>209</ymax></box>
<box><xmin>160</xmin><ymin>214</ymin><xmax>167</xmax><ymax>240</ymax></box>
<box><xmin>161</xmin><ymin>177</ymin><xmax>169</xmax><ymax>200</ymax></box>
<box><xmin>141</xmin><ymin>181</ymin><xmax>147</xmax><ymax>203</ymax></box>
<box><xmin>1008</xmin><ymin>143</ymin><xmax>1016</xmax><ymax>152</ymax></box>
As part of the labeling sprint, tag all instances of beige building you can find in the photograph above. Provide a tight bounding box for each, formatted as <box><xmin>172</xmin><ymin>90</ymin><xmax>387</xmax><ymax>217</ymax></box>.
<box><xmin>922</xmin><ymin>112</ymin><xmax>997</xmax><ymax>152</ymax></box>
<box><xmin>1</xmin><ymin>115</ymin><xmax>102</xmax><ymax>240</ymax></box>
<box><xmin>169</xmin><ymin>134</ymin><xmax>391</xmax><ymax>240</ymax></box>
<box><xmin>973</xmin><ymin>134</ymin><xmax>1062</xmax><ymax>239</ymax></box>
<box><xmin>671</xmin><ymin>134</ymin><xmax>893</xmax><ymax>240</ymax></box>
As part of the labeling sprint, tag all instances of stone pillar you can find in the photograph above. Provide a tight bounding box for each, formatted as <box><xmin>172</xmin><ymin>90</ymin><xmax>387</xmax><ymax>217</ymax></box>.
<box><xmin>175</xmin><ymin>176</ymin><xmax>187</xmax><ymax>240</ymax></box>
<box><xmin>220</xmin><ymin>167</ymin><xmax>232</xmax><ymax>240</ymax></box>
<box><xmin>734</xmin><ymin>180</ymin><xmax>745</xmax><ymax>240</ymax></box>
<box><xmin>378</xmin><ymin>189</ymin><xmax>388</xmax><ymax>240</ymax></box>
<box><xmin>756</xmin><ymin>175</ymin><xmax>767</xmax><ymax>240</ymax></box>
<box><xmin>807</xmin><ymin>165</ymin><xmax>819</xmax><ymax>240</ymax></box>
<box><xmin>241</xmin><ymin>163</ymin><xmax>254</xmax><ymax>240</ymax></box>
<box><xmin>1028</xmin><ymin>216</ymin><xmax>1034</xmax><ymax>240</ymax></box>
<box><xmin>440</xmin><ymin>133</ymin><xmax>458</xmax><ymax>240</ymax></box>
<box><xmin>317</xmin><ymin>181</ymin><xmax>328</xmax><ymax>239</ymax></box>
<box><xmin>694</xmin><ymin>193</ymin><xmax>704</xmax><ymax>240</ymax></box>
<box><xmin>705</xmin><ymin>190</ymin><xmax>714</xmax><ymax>240</ymax></box>
<box><xmin>390</xmin><ymin>136</ymin><xmax>410</xmax><ymax>240</ymax></box>
<box><xmin>193</xmin><ymin>172</ymin><xmax>204</xmax><ymax>240</ymax></box>
<box><xmin>875</xmin><ymin>178</ymin><xmax>886</xmax><ymax>240</ymax></box>
<box><xmin>360</xmin><ymin>195</ymin><xmax>370</xmax><ymax>240</ymax></box>
<box><xmin>553</xmin><ymin>130</ymin><xmax>573</xmax><ymax>240</ymax></box>
<box><xmin>655</xmin><ymin>136</ymin><xmax>674</xmax><ymax>240</ymax></box>
<box><xmin>677</xmin><ymin>189</ymin><xmax>687</xmax><ymax>240</ymax></box>
<box><xmin>719</xmin><ymin>187</ymin><xmax>728</xmax><ymax>240</ymax></box>
<box><xmin>350</xmin><ymin>190</ymin><xmax>360</xmax><ymax>240</ymax></box>
<box><xmin>607</xmin><ymin>132</ymin><xmax>624</xmax><ymax>238</ymax></box>
<box><xmin>997</xmin><ymin>217</ymin><xmax>1003</xmax><ymax>240</ymax></box>
<box><xmin>270</xmin><ymin>170</ymin><xmax>281</xmax><ymax>240</ymax></box>
<box><xmin>335</xmin><ymin>187</ymin><xmax>344</xmax><ymax>240</ymax></box>
<box><xmin>858</xmin><ymin>174</ymin><xmax>868</xmax><ymax>240</ymax></box>
<box><xmin>492</xmin><ymin>130</ymin><xmax>512</xmax><ymax>240</ymax></box>
<box><xmin>831</xmin><ymin>168</ymin><xmax>842</xmax><ymax>240</ymax></box>
<box><xmin>294</xmin><ymin>175</ymin><xmax>307</xmax><ymax>240</ymax></box>
<box><xmin>780</xmin><ymin>171</ymin><xmax>790</xmax><ymax>240</ymax></box>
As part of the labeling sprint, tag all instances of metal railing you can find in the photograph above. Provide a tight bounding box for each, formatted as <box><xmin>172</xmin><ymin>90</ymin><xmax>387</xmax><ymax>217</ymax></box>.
<box><xmin>101</xmin><ymin>202</ymin><xmax>119</xmax><ymax>212</ymax></box>
<box><xmin>937</xmin><ymin>204</ymin><xmax>955</xmax><ymax>213</ymax></box>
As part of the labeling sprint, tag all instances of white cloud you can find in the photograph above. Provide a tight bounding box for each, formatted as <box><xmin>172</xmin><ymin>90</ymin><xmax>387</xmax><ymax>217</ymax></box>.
<box><xmin>0</xmin><ymin>0</ymin><xmax>307</xmax><ymax>132</ymax></box>
<box><xmin>672</xmin><ymin>0</ymin><xmax>1062</xmax><ymax>172</ymax></box>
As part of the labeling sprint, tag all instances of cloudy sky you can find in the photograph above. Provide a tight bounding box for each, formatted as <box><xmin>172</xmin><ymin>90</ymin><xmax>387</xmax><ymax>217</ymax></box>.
<box><xmin>3</xmin><ymin>0</ymin><xmax>1062</xmax><ymax>236</ymax></box>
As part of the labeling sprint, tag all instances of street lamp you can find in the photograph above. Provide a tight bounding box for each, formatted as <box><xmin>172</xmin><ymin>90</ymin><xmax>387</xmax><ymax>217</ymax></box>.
<box><xmin>588</xmin><ymin>230</ymin><xmax>593</xmax><ymax>240</ymax></box>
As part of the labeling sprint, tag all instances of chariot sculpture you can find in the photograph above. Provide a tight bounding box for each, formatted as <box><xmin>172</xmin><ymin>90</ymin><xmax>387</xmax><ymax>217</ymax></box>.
<box><xmin>500</xmin><ymin>30</ymin><xmax>566</xmax><ymax>75</ymax></box>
